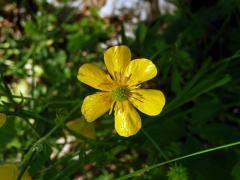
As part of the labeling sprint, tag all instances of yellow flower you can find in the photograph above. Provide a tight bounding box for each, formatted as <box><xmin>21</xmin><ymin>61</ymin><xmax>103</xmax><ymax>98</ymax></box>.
<box><xmin>77</xmin><ymin>45</ymin><xmax>165</xmax><ymax>137</ymax></box>
<box><xmin>0</xmin><ymin>113</ymin><xmax>7</xmax><ymax>128</ymax></box>
<box><xmin>65</xmin><ymin>118</ymin><xmax>96</xmax><ymax>139</ymax></box>
<box><xmin>0</xmin><ymin>164</ymin><xmax>31</xmax><ymax>180</ymax></box>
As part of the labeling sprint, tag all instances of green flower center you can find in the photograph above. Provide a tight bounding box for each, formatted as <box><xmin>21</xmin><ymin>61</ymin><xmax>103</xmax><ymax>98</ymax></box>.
<box><xmin>111</xmin><ymin>87</ymin><xmax>129</xmax><ymax>102</ymax></box>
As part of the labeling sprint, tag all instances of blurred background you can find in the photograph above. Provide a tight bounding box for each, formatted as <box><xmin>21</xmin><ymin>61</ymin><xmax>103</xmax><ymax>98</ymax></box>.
<box><xmin>0</xmin><ymin>0</ymin><xmax>240</xmax><ymax>179</ymax></box>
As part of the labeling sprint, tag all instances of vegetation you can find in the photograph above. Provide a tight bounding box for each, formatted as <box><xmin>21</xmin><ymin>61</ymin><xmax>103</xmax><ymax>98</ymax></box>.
<box><xmin>0</xmin><ymin>0</ymin><xmax>240</xmax><ymax>179</ymax></box>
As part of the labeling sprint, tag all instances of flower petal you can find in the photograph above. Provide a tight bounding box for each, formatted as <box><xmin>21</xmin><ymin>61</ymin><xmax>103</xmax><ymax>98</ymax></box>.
<box><xmin>114</xmin><ymin>101</ymin><xmax>141</xmax><ymax>137</ymax></box>
<box><xmin>65</xmin><ymin>118</ymin><xmax>96</xmax><ymax>139</ymax></box>
<box><xmin>104</xmin><ymin>45</ymin><xmax>131</xmax><ymax>80</ymax></box>
<box><xmin>124</xmin><ymin>59</ymin><xmax>157</xmax><ymax>86</ymax></box>
<box><xmin>0</xmin><ymin>164</ymin><xmax>31</xmax><ymax>180</ymax></box>
<box><xmin>77</xmin><ymin>64</ymin><xmax>113</xmax><ymax>91</ymax></box>
<box><xmin>81</xmin><ymin>92</ymin><xmax>112</xmax><ymax>122</ymax></box>
<box><xmin>0</xmin><ymin>113</ymin><xmax>6</xmax><ymax>128</ymax></box>
<box><xmin>129</xmin><ymin>89</ymin><xmax>165</xmax><ymax>116</ymax></box>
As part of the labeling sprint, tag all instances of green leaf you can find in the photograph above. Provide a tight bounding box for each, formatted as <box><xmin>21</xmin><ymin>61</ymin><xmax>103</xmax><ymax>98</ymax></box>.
<box><xmin>193</xmin><ymin>123</ymin><xmax>240</xmax><ymax>144</ymax></box>
<box><xmin>0</xmin><ymin>117</ymin><xmax>16</xmax><ymax>149</ymax></box>
<box><xmin>191</xmin><ymin>97</ymin><xmax>221</xmax><ymax>125</ymax></box>
<box><xmin>231</xmin><ymin>161</ymin><xmax>240</xmax><ymax>180</ymax></box>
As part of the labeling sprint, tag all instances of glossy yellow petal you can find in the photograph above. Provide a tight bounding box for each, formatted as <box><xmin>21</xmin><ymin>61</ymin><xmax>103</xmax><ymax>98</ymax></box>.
<box><xmin>129</xmin><ymin>89</ymin><xmax>165</xmax><ymax>116</ymax></box>
<box><xmin>0</xmin><ymin>164</ymin><xmax>31</xmax><ymax>180</ymax></box>
<box><xmin>124</xmin><ymin>59</ymin><xmax>157</xmax><ymax>86</ymax></box>
<box><xmin>65</xmin><ymin>118</ymin><xmax>96</xmax><ymax>139</ymax></box>
<box><xmin>0</xmin><ymin>113</ymin><xmax>6</xmax><ymax>128</ymax></box>
<box><xmin>104</xmin><ymin>45</ymin><xmax>131</xmax><ymax>80</ymax></box>
<box><xmin>81</xmin><ymin>92</ymin><xmax>112</xmax><ymax>122</ymax></box>
<box><xmin>114</xmin><ymin>101</ymin><xmax>141</xmax><ymax>137</ymax></box>
<box><xmin>77</xmin><ymin>64</ymin><xmax>113</xmax><ymax>91</ymax></box>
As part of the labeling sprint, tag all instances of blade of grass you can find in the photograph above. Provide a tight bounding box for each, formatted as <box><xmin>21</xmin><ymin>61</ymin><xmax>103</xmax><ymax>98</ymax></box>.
<box><xmin>116</xmin><ymin>140</ymin><xmax>240</xmax><ymax>180</ymax></box>
<box><xmin>164</xmin><ymin>74</ymin><xmax>231</xmax><ymax>115</ymax></box>
<box><xmin>142</xmin><ymin>129</ymin><xmax>168</xmax><ymax>160</ymax></box>
<box><xmin>164</xmin><ymin>60</ymin><xmax>210</xmax><ymax>113</ymax></box>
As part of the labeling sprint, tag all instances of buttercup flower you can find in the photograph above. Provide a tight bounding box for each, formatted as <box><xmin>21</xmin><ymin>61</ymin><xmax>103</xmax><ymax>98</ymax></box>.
<box><xmin>77</xmin><ymin>45</ymin><xmax>165</xmax><ymax>137</ymax></box>
<box><xmin>0</xmin><ymin>164</ymin><xmax>31</xmax><ymax>180</ymax></box>
<box><xmin>0</xmin><ymin>113</ymin><xmax>7</xmax><ymax>128</ymax></box>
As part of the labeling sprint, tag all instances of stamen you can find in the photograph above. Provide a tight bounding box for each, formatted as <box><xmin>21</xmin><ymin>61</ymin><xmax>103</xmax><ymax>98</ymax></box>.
<box><xmin>111</xmin><ymin>86</ymin><xmax>129</xmax><ymax>102</ymax></box>
<box><xmin>109</xmin><ymin>101</ymin><xmax>116</xmax><ymax>115</ymax></box>
<box><xmin>129</xmin><ymin>92</ymin><xmax>144</xmax><ymax>103</ymax></box>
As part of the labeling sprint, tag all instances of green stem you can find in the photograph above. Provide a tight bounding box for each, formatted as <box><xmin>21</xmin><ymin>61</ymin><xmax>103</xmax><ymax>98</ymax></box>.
<box><xmin>17</xmin><ymin>150</ymin><xmax>36</xmax><ymax>180</ymax></box>
<box><xmin>141</xmin><ymin>129</ymin><xmax>168</xmax><ymax>160</ymax></box>
<box><xmin>23</xmin><ymin>118</ymin><xmax>40</xmax><ymax>138</ymax></box>
<box><xmin>116</xmin><ymin>141</ymin><xmax>240</xmax><ymax>180</ymax></box>
<box><xmin>17</xmin><ymin>101</ymin><xmax>82</xmax><ymax>180</ymax></box>
<box><xmin>0</xmin><ymin>94</ymin><xmax>80</xmax><ymax>104</ymax></box>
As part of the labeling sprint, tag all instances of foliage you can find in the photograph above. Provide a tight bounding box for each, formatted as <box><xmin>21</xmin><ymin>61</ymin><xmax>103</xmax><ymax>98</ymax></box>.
<box><xmin>0</xmin><ymin>0</ymin><xmax>240</xmax><ymax>179</ymax></box>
